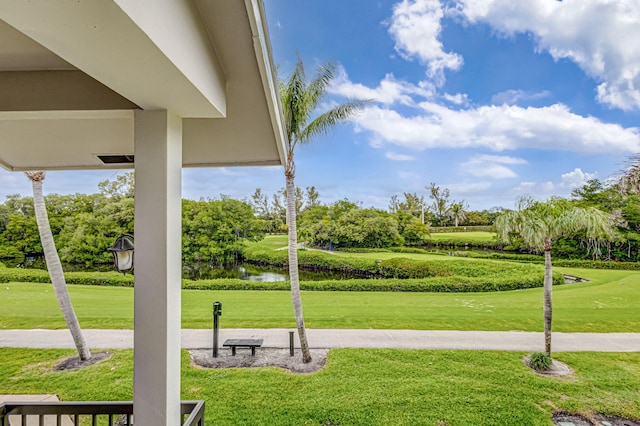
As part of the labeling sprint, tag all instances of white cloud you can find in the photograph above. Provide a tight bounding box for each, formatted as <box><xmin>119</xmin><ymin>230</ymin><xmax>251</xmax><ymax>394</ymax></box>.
<box><xmin>353</xmin><ymin>102</ymin><xmax>640</xmax><ymax>154</ymax></box>
<box><xmin>329</xmin><ymin>67</ymin><xmax>435</xmax><ymax>105</ymax></box>
<box><xmin>454</xmin><ymin>0</ymin><xmax>640</xmax><ymax>110</ymax></box>
<box><xmin>508</xmin><ymin>168</ymin><xmax>597</xmax><ymax>198</ymax></box>
<box><xmin>491</xmin><ymin>89</ymin><xmax>551</xmax><ymax>105</ymax></box>
<box><xmin>387</xmin><ymin>0</ymin><xmax>463</xmax><ymax>84</ymax></box>
<box><xmin>442</xmin><ymin>92</ymin><xmax>470</xmax><ymax>106</ymax></box>
<box><xmin>386</xmin><ymin>151</ymin><xmax>415</xmax><ymax>161</ymax></box>
<box><xmin>560</xmin><ymin>168</ymin><xmax>597</xmax><ymax>188</ymax></box>
<box><xmin>460</xmin><ymin>154</ymin><xmax>527</xmax><ymax>179</ymax></box>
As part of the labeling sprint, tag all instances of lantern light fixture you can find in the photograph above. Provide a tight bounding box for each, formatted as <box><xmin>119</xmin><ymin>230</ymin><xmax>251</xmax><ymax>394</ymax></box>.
<box><xmin>108</xmin><ymin>234</ymin><xmax>134</xmax><ymax>274</ymax></box>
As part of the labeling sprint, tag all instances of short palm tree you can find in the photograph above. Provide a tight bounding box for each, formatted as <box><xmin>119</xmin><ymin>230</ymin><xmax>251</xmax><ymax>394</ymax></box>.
<box><xmin>280</xmin><ymin>57</ymin><xmax>369</xmax><ymax>363</ymax></box>
<box><xmin>447</xmin><ymin>201</ymin><xmax>467</xmax><ymax>227</ymax></box>
<box><xmin>495</xmin><ymin>196</ymin><xmax>618</xmax><ymax>356</ymax></box>
<box><xmin>26</xmin><ymin>171</ymin><xmax>91</xmax><ymax>360</ymax></box>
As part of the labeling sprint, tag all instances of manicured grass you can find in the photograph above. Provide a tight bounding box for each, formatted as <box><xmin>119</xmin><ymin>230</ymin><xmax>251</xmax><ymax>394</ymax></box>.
<box><xmin>250</xmin><ymin>234</ymin><xmax>288</xmax><ymax>250</ymax></box>
<box><xmin>1</xmin><ymin>266</ymin><xmax>638</xmax><ymax>331</ymax></box>
<box><xmin>0</xmin><ymin>348</ymin><xmax>638</xmax><ymax>425</ymax></box>
<box><xmin>428</xmin><ymin>231</ymin><xmax>497</xmax><ymax>242</ymax></box>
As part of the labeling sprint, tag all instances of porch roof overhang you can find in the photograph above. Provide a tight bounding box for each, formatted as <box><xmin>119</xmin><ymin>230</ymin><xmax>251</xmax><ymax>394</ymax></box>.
<box><xmin>0</xmin><ymin>0</ymin><xmax>287</xmax><ymax>171</ymax></box>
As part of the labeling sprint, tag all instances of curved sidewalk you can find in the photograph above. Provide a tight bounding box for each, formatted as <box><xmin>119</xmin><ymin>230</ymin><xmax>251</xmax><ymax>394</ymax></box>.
<box><xmin>0</xmin><ymin>329</ymin><xmax>639</xmax><ymax>352</ymax></box>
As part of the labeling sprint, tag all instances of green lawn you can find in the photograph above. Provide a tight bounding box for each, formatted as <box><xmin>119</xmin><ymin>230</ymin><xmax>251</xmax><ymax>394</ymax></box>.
<box><xmin>251</xmin><ymin>234</ymin><xmax>288</xmax><ymax>249</ymax></box>
<box><xmin>0</xmin><ymin>347</ymin><xmax>637</xmax><ymax>425</ymax></box>
<box><xmin>1</xmin><ymin>266</ymin><xmax>638</xmax><ymax>331</ymax></box>
<box><xmin>428</xmin><ymin>231</ymin><xmax>497</xmax><ymax>242</ymax></box>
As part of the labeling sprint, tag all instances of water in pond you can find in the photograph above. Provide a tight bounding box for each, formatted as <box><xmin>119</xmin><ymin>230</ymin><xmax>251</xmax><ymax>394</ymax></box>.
<box><xmin>182</xmin><ymin>262</ymin><xmax>362</xmax><ymax>282</ymax></box>
<box><xmin>9</xmin><ymin>257</ymin><xmax>361</xmax><ymax>282</ymax></box>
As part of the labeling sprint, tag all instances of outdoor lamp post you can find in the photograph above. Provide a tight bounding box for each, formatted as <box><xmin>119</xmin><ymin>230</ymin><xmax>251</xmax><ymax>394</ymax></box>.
<box><xmin>108</xmin><ymin>234</ymin><xmax>135</xmax><ymax>273</ymax></box>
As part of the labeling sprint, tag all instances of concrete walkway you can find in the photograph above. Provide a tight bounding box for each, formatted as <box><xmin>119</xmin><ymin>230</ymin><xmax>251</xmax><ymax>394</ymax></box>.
<box><xmin>0</xmin><ymin>329</ymin><xmax>639</xmax><ymax>352</ymax></box>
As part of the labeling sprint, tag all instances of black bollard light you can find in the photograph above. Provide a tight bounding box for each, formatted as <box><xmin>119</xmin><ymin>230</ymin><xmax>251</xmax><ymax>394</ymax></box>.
<box><xmin>289</xmin><ymin>331</ymin><xmax>295</xmax><ymax>356</ymax></box>
<box><xmin>213</xmin><ymin>301</ymin><xmax>222</xmax><ymax>358</ymax></box>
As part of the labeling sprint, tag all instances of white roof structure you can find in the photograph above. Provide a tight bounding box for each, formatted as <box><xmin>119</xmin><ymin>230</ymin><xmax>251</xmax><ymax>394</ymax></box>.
<box><xmin>0</xmin><ymin>0</ymin><xmax>287</xmax><ymax>171</ymax></box>
<box><xmin>0</xmin><ymin>2</ymin><xmax>288</xmax><ymax>425</ymax></box>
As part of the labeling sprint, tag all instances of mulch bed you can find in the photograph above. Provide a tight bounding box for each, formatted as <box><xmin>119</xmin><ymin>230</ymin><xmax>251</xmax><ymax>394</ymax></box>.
<box><xmin>54</xmin><ymin>351</ymin><xmax>112</xmax><ymax>371</ymax></box>
<box><xmin>189</xmin><ymin>348</ymin><xmax>328</xmax><ymax>373</ymax></box>
<box><xmin>553</xmin><ymin>411</ymin><xmax>639</xmax><ymax>425</ymax></box>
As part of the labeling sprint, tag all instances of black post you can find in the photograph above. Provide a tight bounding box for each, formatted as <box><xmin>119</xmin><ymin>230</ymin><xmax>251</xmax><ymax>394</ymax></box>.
<box><xmin>289</xmin><ymin>331</ymin><xmax>294</xmax><ymax>356</ymax></box>
<box><xmin>213</xmin><ymin>301</ymin><xmax>222</xmax><ymax>358</ymax></box>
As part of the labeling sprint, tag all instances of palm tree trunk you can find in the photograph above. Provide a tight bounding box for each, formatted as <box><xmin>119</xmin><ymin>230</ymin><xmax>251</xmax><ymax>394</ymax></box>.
<box><xmin>285</xmin><ymin>170</ymin><xmax>312</xmax><ymax>363</ymax></box>
<box><xmin>27</xmin><ymin>172</ymin><xmax>91</xmax><ymax>360</ymax></box>
<box><xmin>543</xmin><ymin>238</ymin><xmax>553</xmax><ymax>357</ymax></box>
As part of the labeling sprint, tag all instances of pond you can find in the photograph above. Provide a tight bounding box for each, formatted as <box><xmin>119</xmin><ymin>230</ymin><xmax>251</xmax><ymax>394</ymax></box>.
<box><xmin>181</xmin><ymin>262</ymin><xmax>364</xmax><ymax>282</ymax></box>
<box><xmin>11</xmin><ymin>257</ymin><xmax>360</xmax><ymax>282</ymax></box>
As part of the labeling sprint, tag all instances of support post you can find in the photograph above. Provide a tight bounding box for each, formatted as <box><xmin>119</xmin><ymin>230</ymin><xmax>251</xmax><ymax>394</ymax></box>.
<box><xmin>133</xmin><ymin>110</ymin><xmax>182</xmax><ymax>426</ymax></box>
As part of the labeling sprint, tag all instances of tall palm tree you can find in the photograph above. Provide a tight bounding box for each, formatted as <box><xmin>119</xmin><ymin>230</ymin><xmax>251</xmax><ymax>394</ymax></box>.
<box><xmin>495</xmin><ymin>196</ymin><xmax>618</xmax><ymax>357</ymax></box>
<box><xmin>26</xmin><ymin>171</ymin><xmax>91</xmax><ymax>360</ymax></box>
<box><xmin>280</xmin><ymin>57</ymin><xmax>369</xmax><ymax>363</ymax></box>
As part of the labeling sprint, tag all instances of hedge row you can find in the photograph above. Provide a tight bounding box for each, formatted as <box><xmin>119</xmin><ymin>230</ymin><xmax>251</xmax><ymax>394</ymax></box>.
<box><xmin>429</xmin><ymin>226</ymin><xmax>494</xmax><ymax>233</ymax></box>
<box><xmin>1</xmin><ymin>264</ymin><xmax>562</xmax><ymax>293</ymax></box>
<box><xmin>2</xmin><ymin>269</ymin><xmax>560</xmax><ymax>293</ymax></box>
<box><xmin>423</xmin><ymin>238</ymin><xmax>502</xmax><ymax>248</ymax></box>
<box><xmin>450</xmin><ymin>251</ymin><xmax>544</xmax><ymax>262</ymax></box>
<box><xmin>184</xmin><ymin>273</ymin><xmax>561</xmax><ymax>292</ymax></box>
<box><xmin>0</xmin><ymin>268</ymin><xmax>134</xmax><ymax>286</ymax></box>
<box><xmin>553</xmin><ymin>259</ymin><xmax>640</xmax><ymax>270</ymax></box>
<box><xmin>451</xmin><ymin>251</ymin><xmax>640</xmax><ymax>270</ymax></box>
<box><xmin>337</xmin><ymin>247</ymin><xmax>437</xmax><ymax>255</ymax></box>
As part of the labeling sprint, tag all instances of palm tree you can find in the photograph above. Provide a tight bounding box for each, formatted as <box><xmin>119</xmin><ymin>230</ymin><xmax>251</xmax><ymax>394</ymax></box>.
<box><xmin>279</xmin><ymin>57</ymin><xmax>369</xmax><ymax>363</ymax></box>
<box><xmin>26</xmin><ymin>171</ymin><xmax>91</xmax><ymax>360</ymax></box>
<box><xmin>447</xmin><ymin>201</ymin><xmax>467</xmax><ymax>227</ymax></box>
<box><xmin>619</xmin><ymin>154</ymin><xmax>640</xmax><ymax>195</ymax></box>
<box><xmin>495</xmin><ymin>196</ymin><xmax>618</xmax><ymax>357</ymax></box>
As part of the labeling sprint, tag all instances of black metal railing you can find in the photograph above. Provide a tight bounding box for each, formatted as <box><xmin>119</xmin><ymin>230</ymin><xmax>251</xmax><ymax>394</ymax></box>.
<box><xmin>0</xmin><ymin>400</ymin><xmax>204</xmax><ymax>426</ymax></box>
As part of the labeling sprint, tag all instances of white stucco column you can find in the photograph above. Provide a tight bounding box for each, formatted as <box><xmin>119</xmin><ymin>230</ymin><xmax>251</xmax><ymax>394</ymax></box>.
<box><xmin>133</xmin><ymin>110</ymin><xmax>183</xmax><ymax>426</ymax></box>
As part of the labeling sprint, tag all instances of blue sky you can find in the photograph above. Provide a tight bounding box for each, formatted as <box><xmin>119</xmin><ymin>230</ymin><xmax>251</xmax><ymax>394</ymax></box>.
<box><xmin>1</xmin><ymin>0</ymin><xmax>639</xmax><ymax>211</ymax></box>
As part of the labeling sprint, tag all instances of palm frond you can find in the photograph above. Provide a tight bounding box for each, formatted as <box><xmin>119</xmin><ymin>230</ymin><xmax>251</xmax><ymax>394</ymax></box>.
<box><xmin>307</xmin><ymin>61</ymin><xmax>336</xmax><ymax>109</ymax></box>
<box><xmin>300</xmin><ymin>99</ymin><xmax>372</xmax><ymax>143</ymax></box>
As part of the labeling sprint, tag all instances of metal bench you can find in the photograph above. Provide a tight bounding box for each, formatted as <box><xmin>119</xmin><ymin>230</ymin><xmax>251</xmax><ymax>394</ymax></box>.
<box><xmin>222</xmin><ymin>339</ymin><xmax>263</xmax><ymax>356</ymax></box>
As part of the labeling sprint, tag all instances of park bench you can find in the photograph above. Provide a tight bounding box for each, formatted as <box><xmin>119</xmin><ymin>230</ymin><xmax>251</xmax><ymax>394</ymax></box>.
<box><xmin>222</xmin><ymin>338</ymin><xmax>263</xmax><ymax>356</ymax></box>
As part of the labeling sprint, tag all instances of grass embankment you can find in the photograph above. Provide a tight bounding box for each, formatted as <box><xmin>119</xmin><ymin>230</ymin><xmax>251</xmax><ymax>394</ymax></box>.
<box><xmin>0</xmin><ymin>348</ymin><xmax>638</xmax><ymax>425</ymax></box>
<box><xmin>242</xmin><ymin>242</ymin><xmax>562</xmax><ymax>292</ymax></box>
<box><xmin>1</xmin><ymin>267</ymin><xmax>638</xmax><ymax>331</ymax></box>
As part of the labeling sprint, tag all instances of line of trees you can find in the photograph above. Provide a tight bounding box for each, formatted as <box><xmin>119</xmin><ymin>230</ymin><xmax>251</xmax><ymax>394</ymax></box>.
<box><xmin>5</xmin><ymin>174</ymin><xmax>640</xmax><ymax>267</ymax></box>
<box><xmin>0</xmin><ymin>172</ymin><xmax>264</xmax><ymax>268</ymax></box>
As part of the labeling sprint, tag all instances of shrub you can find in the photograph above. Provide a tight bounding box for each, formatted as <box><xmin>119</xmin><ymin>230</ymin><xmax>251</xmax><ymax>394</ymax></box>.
<box><xmin>528</xmin><ymin>352</ymin><xmax>553</xmax><ymax>371</ymax></box>
<box><xmin>377</xmin><ymin>258</ymin><xmax>436</xmax><ymax>278</ymax></box>
<box><xmin>182</xmin><ymin>274</ymin><xmax>556</xmax><ymax>293</ymax></box>
<box><xmin>0</xmin><ymin>268</ymin><xmax>134</xmax><ymax>286</ymax></box>
<box><xmin>553</xmin><ymin>259</ymin><xmax>640</xmax><ymax>270</ymax></box>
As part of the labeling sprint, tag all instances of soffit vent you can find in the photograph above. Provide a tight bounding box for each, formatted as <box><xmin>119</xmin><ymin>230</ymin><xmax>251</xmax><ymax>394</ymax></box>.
<box><xmin>97</xmin><ymin>154</ymin><xmax>134</xmax><ymax>164</ymax></box>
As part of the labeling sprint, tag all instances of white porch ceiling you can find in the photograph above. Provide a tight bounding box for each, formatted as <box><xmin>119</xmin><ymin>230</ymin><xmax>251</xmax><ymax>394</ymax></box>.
<box><xmin>0</xmin><ymin>0</ymin><xmax>287</xmax><ymax>171</ymax></box>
